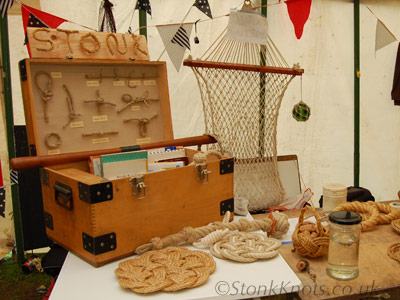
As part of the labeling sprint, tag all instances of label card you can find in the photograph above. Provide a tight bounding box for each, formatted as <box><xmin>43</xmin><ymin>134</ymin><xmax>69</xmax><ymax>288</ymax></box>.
<box><xmin>51</xmin><ymin>72</ymin><xmax>62</xmax><ymax>79</ymax></box>
<box><xmin>92</xmin><ymin>115</ymin><xmax>108</xmax><ymax>122</ymax></box>
<box><xmin>136</xmin><ymin>137</ymin><xmax>151</xmax><ymax>144</ymax></box>
<box><xmin>144</xmin><ymin>80</ymin><xmax>156</xmax><ymax>86</ymax></box>
<box><xmin>70</xmin><ymin>121</ymin><xmax>84</xmax><ymax>128</ymax></box>
<box><xmin>86</xmin><ymin>81</ymin><xmax>100</xmax><ymax>87</ymax></box>
<box><xmin>48</xmin><ymin>149</ymin><xmax>61</xmax><ymax>155</ymax></box>
<box><xmin>92</xmin><ymin>138</ymin><xmax>109</xmax><ymax>144</ymax></box>
<box><xmin>131</xmin><ymin>105</ymin><xmax>141</xmax><ymax>111</ymax></box>
<box><xmin>113</xmin><ymin>80</ymin><xmax>125</xmax><ymax>87</ymax></box>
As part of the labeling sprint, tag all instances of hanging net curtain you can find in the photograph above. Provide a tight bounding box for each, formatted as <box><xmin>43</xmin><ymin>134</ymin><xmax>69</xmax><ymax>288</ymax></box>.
<box><xmin>184</xmin><ymin>11</ymin><xmax>303</xmax><ymax>212</ymax></box>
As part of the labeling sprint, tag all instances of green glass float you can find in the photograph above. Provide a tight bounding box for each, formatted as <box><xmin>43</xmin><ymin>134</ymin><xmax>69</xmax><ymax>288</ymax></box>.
<box><xmin>292</xmin><ymin>100</ymin><xmax>310</xmax><ymax>122</ymax></box>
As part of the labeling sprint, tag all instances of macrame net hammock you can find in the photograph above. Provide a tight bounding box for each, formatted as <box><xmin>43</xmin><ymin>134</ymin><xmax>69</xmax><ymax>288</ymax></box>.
<box><xmin>184</xmin><ymin>27</ymin><xmax>303</xmax><ymax>212</ymax></box>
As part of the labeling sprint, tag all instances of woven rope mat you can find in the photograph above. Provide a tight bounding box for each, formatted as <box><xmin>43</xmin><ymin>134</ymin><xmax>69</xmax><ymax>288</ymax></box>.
<box><xmin>210</xmin><ymin>232</ymin><xmax>281</xmax><ymax>263</ymax></box>
<box><xmin>392</xmin><ymin>219</ymin><xmax>400</xmax><ymax>234</ymax></box>
<box><xmin>115</xmin><ymin>247</ymin><xmax>216</xmax><ymax>294</ymax></box>
<box><xmin>388</xmin><ymin>242</ymin><xmax>400</xmax><ymax>264</ymax></box>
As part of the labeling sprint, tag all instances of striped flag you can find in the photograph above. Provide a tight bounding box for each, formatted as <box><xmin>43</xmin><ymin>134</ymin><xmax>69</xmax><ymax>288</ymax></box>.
<box><xmin>10</xmin><ymin>170</ymin><xmax>18</xmax><ymax>185</ymax></box>
<box><xmin>171</xmin><ymin>26</ymin><xmax>191</xmax><ymax>50</ymax></box>
<box><xmin>0</xmin><ymin>0</ymin><xmax>14</xmax><ymax>18</ymax></box>
<box><xmin>157</xmin><ymin>23</ymin><xmax>193</xmax><ymax>72</ymax></box>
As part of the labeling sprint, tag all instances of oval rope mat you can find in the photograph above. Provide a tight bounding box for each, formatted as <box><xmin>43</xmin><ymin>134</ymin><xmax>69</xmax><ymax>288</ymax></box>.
<box><xmin>115</xmin><ymin>247</ymin><xmax>216</xmax><ymax>294</ymax></box>
<box><xmin>210</xmin><ymin>232</ymin><xmax>281</xmax><ymax>263</ymax></box>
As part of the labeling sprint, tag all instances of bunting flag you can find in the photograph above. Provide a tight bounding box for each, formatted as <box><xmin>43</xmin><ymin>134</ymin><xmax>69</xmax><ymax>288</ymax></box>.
<box><xmin>281</xmin><ymin>0</ymin><xmax>312</xmax><ymax>39</ymax></box>
<box><xmin>98</xmin><ymin>0</ymin><xmax>117</xmax><ymax>33</ymax></box>
<box><xmin>0</xmin><ymin>187</ymin><xmax>5</xmax><ymax>218</ymax></box>
<box><xmin>171</xmin><ymin>26</ymin><xmax>191</xmax><ymax>50</ymax></box>
<box><xmin>135</xmin><ymin>0</ymin><xmax>152</xmax><ymax>16</ymax></box>
<box><xmin>0</xmin><ymin>159</ymin><xmax>4</xmax><ymax>218</ymax></box>
<box><xmin>392</xmin><ymin>43</ymin><xmax>400</xmax><ymax>105</ymax></box>
<box><xmin>21</xmin><ymin>4</ymin><xmax>67</xmax><ymax>57</ymax></box>
<box><xmin>9</xmin><ymin>170</ymin><xmax>18</xmax><ymax>185</ymax></box>
<box><xmin>193</xmin><ymin>0</ymin><xmax>212</xmax><ymax>19</ymax></box>
<box><xmin>0</xmin><ymin>0</ymin><xmax>14</xmax><ymax>18</ymax></box>
<box><xmin>157</xmin><ymin>23</ymin><xmax>193</xmax><ymax>72</ymax></box>
<box><xmin>375</xmin><ymin>19</ymin><xmax>397</xmax><ymax>51</ymax></box>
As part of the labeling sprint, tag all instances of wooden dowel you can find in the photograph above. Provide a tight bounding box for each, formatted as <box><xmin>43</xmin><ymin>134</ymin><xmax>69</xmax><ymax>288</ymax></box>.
<box><xmin>10</xmin><ymin>134</ymin><xmax>217</xmax><ymax>171</ymax></box>
<box><xmin>183</xmin><ymin>59</ymin><xmax>304</xmax><ymax>75</ymax></box>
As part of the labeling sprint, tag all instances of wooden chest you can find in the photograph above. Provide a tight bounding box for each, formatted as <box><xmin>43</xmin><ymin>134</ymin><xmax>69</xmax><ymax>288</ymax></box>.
<box><xmin>18</xmin><ymin>58</ymin><xmax>234</xmax><ymax>266</ymax></box>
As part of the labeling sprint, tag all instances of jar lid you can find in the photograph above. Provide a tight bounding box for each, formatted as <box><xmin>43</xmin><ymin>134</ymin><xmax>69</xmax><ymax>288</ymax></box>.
<box><xmin>329</xmin><ymin>211</ymin><xmax>362</xmax><ymax>225</ymax></box>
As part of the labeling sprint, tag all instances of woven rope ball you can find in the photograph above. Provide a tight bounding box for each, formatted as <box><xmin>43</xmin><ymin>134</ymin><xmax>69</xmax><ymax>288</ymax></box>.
<box><xmin>115</xmin><ymin>247</ymin><xmax>216</xmax><ymax>294</ymax></box>
<box><xmin>292</xmin><ymin>206</ymin><xmax>329</xmax><ymax>258</ymax></box>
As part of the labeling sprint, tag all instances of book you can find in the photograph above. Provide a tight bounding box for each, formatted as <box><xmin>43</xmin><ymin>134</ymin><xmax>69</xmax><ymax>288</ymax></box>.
<box><xmin>100</xmin><ymin>150</ymin><xmax>148</xmax><ymax>180</ymax></box>
<box><xmin>148</xmin><ymin>161</ymin><xmax>185</xmax><ymax>173</ymax></box>
<box><xmin>88</xmin><ymin>155</ymin><xmax>102</xmax><ymax>177</ymax></box>
<box><xmin>147</xmin><ymin>148</ymin><xmax>186</xmax><ymax>163</ymax></box>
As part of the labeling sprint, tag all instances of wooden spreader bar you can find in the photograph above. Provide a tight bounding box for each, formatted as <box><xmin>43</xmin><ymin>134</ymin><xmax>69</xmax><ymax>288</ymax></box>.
<box><xmin>183</xmin><ymin>60</ymin><xmax>304</xmax><ymax>76</ymax></box>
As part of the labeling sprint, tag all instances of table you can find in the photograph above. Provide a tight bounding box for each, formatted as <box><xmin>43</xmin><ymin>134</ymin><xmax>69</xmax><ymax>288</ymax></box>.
<box><xmin>49</xmin><ymin>215</ymin><xmax>302</xmax><ymax>300</ymax></box>
<box><xmin>260</xmin><ymin>204</ymin><xmax>400</xmax><ymax>300</ymax></box>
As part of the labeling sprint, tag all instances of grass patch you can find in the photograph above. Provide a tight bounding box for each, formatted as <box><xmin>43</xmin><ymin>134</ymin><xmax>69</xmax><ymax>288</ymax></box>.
<box><xmin>0</xmin><ymin>254</ymin><xmax>52</xmax><ymax>300</ymax></box>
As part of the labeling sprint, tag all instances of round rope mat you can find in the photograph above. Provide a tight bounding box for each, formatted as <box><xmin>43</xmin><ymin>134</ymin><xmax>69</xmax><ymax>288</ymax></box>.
<box><xmin>115</xmin><ymin>247</ymin><xmax>216</xmax><ymax>294</ymax></box>
<box><xmin>388</xmin><ymin>242</ymin><xmax>400</xmax><ymax>264</ymax></box>
<box><xmin>210</xmin><ymin>232</ymin><xmax>281</xmax><ymax>263</ymax></box>
<box><xmin>392</xmin><ymin>219</ymin><xmax>400</xmax><ymax>235</ymax></box>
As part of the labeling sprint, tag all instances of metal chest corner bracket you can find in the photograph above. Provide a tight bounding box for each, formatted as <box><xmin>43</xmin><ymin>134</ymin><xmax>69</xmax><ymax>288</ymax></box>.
<box><xmin>82</xmin><ymin>232</ymin><xmax>117</xmax><ymax>255</ymax></box>
<box><xmin>220</xmin><ymin>198</ymin><xmax>234</xmax><ymax>216</ymax></box>
<box><xmin>79</xmin><ymin>182</ymin><xmax>113</xmax><ymax>204</ymax></box>
<box><xmin>129</xmin><ymin>175</ymin><xmax>146</xmax><ymax>199</ymax></box>
<box><xmin>195</xmin><ymin>163</ymin><xmax>211</xmax><ymax>184</ymax></box>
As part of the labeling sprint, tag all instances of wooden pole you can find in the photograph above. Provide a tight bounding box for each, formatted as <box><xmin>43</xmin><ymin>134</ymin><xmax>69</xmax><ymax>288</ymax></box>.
<box><xmin>10</xmin><ymin>134</ymin><xmax>217</xmax><ymax>171</ymax></box>
<box><xmin>0</xmin><ymin>15</ymin><xmax>25</xmax><ymax>264</ymax></box>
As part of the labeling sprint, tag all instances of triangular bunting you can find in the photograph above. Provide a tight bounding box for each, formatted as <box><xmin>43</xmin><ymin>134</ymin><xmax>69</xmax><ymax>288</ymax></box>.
<box><xmin>21</xmin><ymin>4</ymin><xmax>67</xmax><ymax>57</ymax></box>
<box><xmin>282</xmin><ymin>0</ymin><xmax>312</xmax><ymax>39</ymax></box>
<box><xmin>375</xmin><ymin>19</ymin><xmax>397</xmax><ymax>51</ymax></box>
<box><xmin>193</xmin><ymin>0</ymin><xmax>212</xmax><ymax>19</ymax></box>
<box><xmin>0</xmin><ymin>188</ymin><xmax>5</xmax><ymax>218</ymax></box>
<box><xmin>157</xmin><ymin>23</ymin><xmax>193</xmax><ymax>72</ymax></box>
<box><xmin>135</xmin><ymin>0</ymin><xmax>152</xmax><ymax>16</ymax></box>
<box><xmin>1</xmin><ymin>0</ymin><xmax>14</xmax><ymax>19</ymax></box>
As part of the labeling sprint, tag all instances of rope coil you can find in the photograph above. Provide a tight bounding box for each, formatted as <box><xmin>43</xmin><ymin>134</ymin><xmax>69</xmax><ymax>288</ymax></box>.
<box><xmin>135</xmin><ymin>211</ymin><xmax>289</xmax><ymax>254</ymax></box>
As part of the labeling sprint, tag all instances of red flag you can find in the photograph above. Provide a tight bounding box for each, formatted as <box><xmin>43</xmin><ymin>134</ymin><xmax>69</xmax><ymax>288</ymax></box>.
<box><xmin>0</xmin><ymin>158</ymin><xmax>3</xmax><ymax>187</ymax></box>
<box><xmin>21</xmin><ymin>4</ymin><xmax>67</xmax><ymax>57</ymax></box>
<box><xmin>282</xmin><ymin>0</ymin><xmax>312</xmax><ymax>39</ymax></box>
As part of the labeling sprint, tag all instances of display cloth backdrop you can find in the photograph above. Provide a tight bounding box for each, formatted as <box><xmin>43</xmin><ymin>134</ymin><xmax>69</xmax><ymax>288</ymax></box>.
<box><xmin>2</xmin><ymin>0</ymin><xmax>400</xmax><ymax>220</ymax></box>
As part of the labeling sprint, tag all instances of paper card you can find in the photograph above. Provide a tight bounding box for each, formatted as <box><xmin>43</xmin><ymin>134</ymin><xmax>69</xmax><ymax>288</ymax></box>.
<box><xmin>92</xmin><ymin>138</ymin><xmax>109</xmax><ymax>144</ymax></box>
<box><xmin>101</xmin><ymin>150</ymin><xmax>148</xmax><ymax>179</ymax></box>
<box><xmin>70</xmin><ymin>121</ymin><xmax>84</xmax><ymax>128</ymax></box>
<box><xmin>51</xmin><ymin>72</ymin><xmax>62</xmax><ymax>78</ymax></box>
<box><xmin>48</xmin><ymin>149</ymin><xmax>61</xmax><ymax>155</ymax></box>
<box><xmin>86</xmin><ymin>81</ymin><xmax>100</xmax><ymax>87</ymax></box>
<box><xmin>92</xmin><ymin>115</ymin><xmax>108</xmax><ymax>122</ymax></box>
<box><xmin>113</xmin><ymin>80</ymin><xmax>125</xmax><ymax>87</ymax></box>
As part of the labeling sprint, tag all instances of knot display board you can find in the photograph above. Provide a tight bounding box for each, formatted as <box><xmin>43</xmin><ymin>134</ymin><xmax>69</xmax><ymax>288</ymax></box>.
<box><xmin>115</xmin><ymin>247</ymin><xmax>216</xmax><ymax>294</ymax></box>
<box><xmin>27</xmin><ymin>28</ymin><xmax>149</xmax><ymax>61</ymax></box>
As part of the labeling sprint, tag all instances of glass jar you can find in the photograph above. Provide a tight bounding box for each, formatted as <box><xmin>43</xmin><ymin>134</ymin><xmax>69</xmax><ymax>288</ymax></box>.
<box><xmin>326</xmin><ymin>211</ymin><xmax>362</xmax><ymax>280</ymax></box>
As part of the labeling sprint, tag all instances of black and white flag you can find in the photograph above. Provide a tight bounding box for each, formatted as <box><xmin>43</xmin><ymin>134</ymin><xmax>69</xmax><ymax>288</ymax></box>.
<box><xmin>171</xmin><ymin>26</ymin><xmax>191</xmax><ymax>50</ymax></box>
<box><xmin>0</xmin><ymin>188</ymin><xmax>5</xmax><ymax>218</ymax></box>
<box><xmin>0</xmin><ymin>0</ymin><xmax>14</xmax><ymax>18</ymax></box>
<box><xmin>193</xmin><ymin>0</ymin><xmax>212</xmax><ymax>19</ymax></box>
<box><xmin>157</xmin><ymin>23</ymin><xmax>193</xmax><ymax>72</ymax></box>
<box><xmin>135</xmin><ymin>0</ymin><xmax>152</xmax><ymax>16</ymax></box>
<box><xmin>10</xmin><ymin>170</ymin><xmax>18</xmax><ymax>185</ymax></box>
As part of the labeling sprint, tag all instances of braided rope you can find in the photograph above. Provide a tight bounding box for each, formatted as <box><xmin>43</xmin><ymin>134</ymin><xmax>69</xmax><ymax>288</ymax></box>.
<box><xmin>392</xmin><ymin>219</ymin><xmax>400</xmax><ymax>235</ymax></box>
<box><xmin>135</xmin><ymin>212</ymin><xmax>289</xmax><ymax>254</ymax></box>
<box><xmin>387</xmin><ymin>243</ymin><xmax>400</xmax><ymax>264</ymax></box>
<box><xmin>334</xmin><ymin>201</ymin><xmax>380</xmax><ymax>231</ymax></box>
<box><xmin>292</xmin><ymin>206</ymin><xmax>330</xmax><ymax>258</ymax></box>
<box><xmin>210</xmin><ymin>232</ymin><xmax>281</xmax><ymax>263</ymax></box>
<box><xmin>115</xmin><ymin>247</ymin><xmax>215</xmax><ymax>294</ymax></box>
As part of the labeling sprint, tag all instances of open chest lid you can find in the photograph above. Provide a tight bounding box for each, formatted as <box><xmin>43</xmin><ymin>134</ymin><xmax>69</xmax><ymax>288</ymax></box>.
<box><xmin>19</xmin><ymin>58</ymin><xmax>173</xmax><ymax>156</ymax></box>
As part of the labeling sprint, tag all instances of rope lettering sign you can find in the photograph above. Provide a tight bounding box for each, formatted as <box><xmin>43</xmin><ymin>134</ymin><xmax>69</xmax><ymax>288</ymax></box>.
<box><xmin>26</xmin><ymin>27</ymin><xmax>149</xmax><ymax>61</ymax></box>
